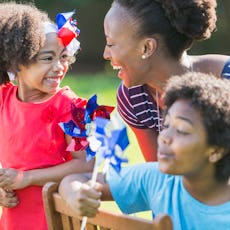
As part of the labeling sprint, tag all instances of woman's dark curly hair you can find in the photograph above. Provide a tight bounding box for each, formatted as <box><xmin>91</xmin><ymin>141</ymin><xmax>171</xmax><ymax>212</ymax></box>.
<box><xmin>163</xmin><ymin>72</ymin><xmax>230</xmax><ymax>182</ymax></box>
<box><xmin>0</xmin><ymin>2</ymin><xmax>50</xmax><ymax>85</ymax></box>
<box><xmin>113</xmin><ymin>0</ymin><xmax>217</xmax><ymax>58</ymax></box>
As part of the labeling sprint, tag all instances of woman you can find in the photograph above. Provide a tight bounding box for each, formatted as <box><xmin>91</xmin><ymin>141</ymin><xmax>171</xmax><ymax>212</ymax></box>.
<box><xmin>103</xmin><ymin>0</ymin><xmax>230</xmax><ymax>161</ymax></box>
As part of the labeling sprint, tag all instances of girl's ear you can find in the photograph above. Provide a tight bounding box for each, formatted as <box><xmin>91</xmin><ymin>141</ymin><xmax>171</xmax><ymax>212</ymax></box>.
<box><xmin>209</xmin><ymin>147</ymin><xmax>226</xmax><ymax>163</ymax></box>
<box><xmin>141</xmin><ymin>37</ymin><xmax>157</xmax><ymax>60</ymax></box>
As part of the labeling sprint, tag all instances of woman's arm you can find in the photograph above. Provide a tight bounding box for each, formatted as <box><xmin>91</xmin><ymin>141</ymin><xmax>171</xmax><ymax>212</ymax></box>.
<box><xmin>58</xmin><ymin>173</ymin><xmax>113</xmax><ymax>217</ymax></box>
<box><xmin>130</xmin><ymin>126</ymin><xmax>158</xmax><ymax>162</ymax></box>
<box><xmin>191</xmin><ymin>54</ymin><xmax>230</xmax><ymax>78</ymax></box>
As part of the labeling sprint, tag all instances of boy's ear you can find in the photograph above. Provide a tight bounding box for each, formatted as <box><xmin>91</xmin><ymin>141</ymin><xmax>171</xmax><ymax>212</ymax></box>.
<box><xmin>141</xmin><ymin>37</ymin><xmax>157</xmax><ymax>59</ymax></box>
<box><xmin>209</xmin><ymin>147</ymin><xmax>226</xmax><ymax>163</ymax></box>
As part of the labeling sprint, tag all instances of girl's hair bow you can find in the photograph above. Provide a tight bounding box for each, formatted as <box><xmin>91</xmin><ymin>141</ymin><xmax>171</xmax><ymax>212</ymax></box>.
<box><xmin>56</xmin><ymin>11</ymin><xmax>80</xmax><ymax>56</ymax></box>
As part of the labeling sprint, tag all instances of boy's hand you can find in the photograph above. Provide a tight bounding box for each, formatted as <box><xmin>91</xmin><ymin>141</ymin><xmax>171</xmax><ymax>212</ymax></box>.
<box><xmin>67</xmin><ymin>181</ymin><xmax>102</xmax><ymax>217</ymax></box>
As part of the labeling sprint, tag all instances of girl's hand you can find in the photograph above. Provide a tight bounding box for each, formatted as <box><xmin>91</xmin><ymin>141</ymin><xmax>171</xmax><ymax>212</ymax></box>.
<box><xmin>0</xmin><ymin>188</ymin><xmax>18</xmax><ymax>208</ymax></box>
<box><xmin>0</xmin><ymin>168</ymin><xmax>28</xmax><ymax>190</ymax></box>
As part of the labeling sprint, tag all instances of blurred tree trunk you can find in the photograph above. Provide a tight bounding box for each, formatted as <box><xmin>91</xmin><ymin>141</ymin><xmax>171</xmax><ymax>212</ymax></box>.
<box><xmin>222</xmin><ymin>0</ymin><xmax>230</xmax><ymax>31</ymax></box>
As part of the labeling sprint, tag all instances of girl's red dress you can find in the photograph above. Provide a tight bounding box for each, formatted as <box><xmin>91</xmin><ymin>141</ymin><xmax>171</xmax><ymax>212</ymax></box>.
<box><xmin>0</xmin><ymin>83</ymin><xmax>86</xmax><ymax>230</ymax></box>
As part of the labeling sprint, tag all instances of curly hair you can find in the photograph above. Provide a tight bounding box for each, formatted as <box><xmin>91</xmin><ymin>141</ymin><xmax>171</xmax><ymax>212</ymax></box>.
<box><xmin>0</xmin><ymin>2</ymin><xmax>50</xmax><ymax>85</ymax></box>
<box><xmin>112</xmin><ymin>0</ymin><xmax>217</xmax><ymax>58</ymax></box>
<box><xmin>163</xmin><ymin>72</ymin><xmax>230</xmax><ymax>182</ymax></box>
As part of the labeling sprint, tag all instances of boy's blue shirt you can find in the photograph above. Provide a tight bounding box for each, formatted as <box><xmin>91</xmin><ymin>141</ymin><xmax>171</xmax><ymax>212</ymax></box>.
<box><xmin>108</xmin><ymin>162</ymin><xmax>230</xmax><ymax>230</ymax></box>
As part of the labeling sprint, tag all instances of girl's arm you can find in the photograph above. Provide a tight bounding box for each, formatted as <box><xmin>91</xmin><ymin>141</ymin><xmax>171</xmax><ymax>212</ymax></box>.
<box><xmin>0</xmin><ymin>134</ymin><xmax>95</xmax><ymax>190</ymax></box>
<box><xmin>0</xmin><ymin>152</ymin><xmax>94</xmax><ymax>190</ymax></box>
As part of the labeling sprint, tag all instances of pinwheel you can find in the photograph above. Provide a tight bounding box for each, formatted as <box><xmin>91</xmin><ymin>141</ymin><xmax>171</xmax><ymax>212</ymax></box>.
<box><xmin>59</xmin><ymin>94</ymin><xmax>114</xmax><ymax>161</ymax></box>
<box><xmin>81</xmin><ymin>114</ymin><xmax>129</xmax><ymax>230</ymax></box>
<box><xmin>80</xmin><ymin>113</ymin><xmax>129</xmax><ymax>230</ymax></box>
<box><xmin>88</xmin><ymin>114</ymin><xmax>129</xmax><ymax>173</ymax></box>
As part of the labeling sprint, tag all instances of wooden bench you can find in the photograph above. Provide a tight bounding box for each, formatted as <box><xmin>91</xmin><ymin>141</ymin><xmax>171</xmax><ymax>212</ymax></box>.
<box><xmin>42</xmin><ymin>182</ymin><xmax>173</xmax><ymax>230</ymax></box>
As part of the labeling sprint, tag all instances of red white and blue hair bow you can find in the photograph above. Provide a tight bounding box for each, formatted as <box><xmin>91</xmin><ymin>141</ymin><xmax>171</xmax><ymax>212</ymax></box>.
<box><xmin>56</xmin><ymin>11</ymin><xmax>80</xmax><ymax>55</ymax></box>
<box><xmin>45</xmin><ymin>10</ymin><xmax>80</xmax><ymax>56</ymax></box>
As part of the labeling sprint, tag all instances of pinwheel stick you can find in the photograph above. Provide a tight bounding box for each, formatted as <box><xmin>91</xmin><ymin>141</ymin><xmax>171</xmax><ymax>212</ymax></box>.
<box><xmin>80</xmin><ymin>115</ymin><xmax>129</xmax><ymax>230</ymax></box>
<box><xmin>80</xmin><ymin>215</ymin><xmax>88</xmax><ymax>230</ymax></box>
<box><xmin>80</xmin><ymin>158</ymin><xmax>100</xmax><ymax>230</ymax></box>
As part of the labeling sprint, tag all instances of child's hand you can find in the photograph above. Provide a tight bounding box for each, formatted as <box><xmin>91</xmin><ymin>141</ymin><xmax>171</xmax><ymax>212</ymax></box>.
<box><xmin>67</xmin><ymin>181</ymin><xmax>102</xmax><ymax>217</ymax></box>
<box><xmin>0</xmin><ymin>188</ymin><xmax>18</xmax><ymax>208</ymax></box>
<box><xmin>0</xmin><ymin>168</ymin><xmax>28</xmax><ymax>190</ymax></box>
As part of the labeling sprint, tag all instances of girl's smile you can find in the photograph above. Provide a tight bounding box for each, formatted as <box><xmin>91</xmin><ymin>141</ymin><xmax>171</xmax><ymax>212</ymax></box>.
<box><xmin>17</xmin><ymin>33</ymin><xmax>70</xmax><ymax>102</ymax></box>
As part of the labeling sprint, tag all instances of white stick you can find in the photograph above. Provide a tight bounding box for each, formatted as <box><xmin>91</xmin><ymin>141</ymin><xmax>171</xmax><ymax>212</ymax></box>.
<box><xmin>80</xmin><ymin>163</ymin><xmax>99</xmax><ymax>230</ymax></box>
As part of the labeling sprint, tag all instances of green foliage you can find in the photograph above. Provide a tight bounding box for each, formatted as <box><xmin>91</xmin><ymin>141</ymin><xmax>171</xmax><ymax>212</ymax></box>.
<box><xmin>190</xmin><ymin>3</ymin><xmax>230</xmax><ymax>55</ymax></box>
<box><xmin>62</xmin><ymin>73</ymin><xmax>119</xmax><ymax>105</ymax></box>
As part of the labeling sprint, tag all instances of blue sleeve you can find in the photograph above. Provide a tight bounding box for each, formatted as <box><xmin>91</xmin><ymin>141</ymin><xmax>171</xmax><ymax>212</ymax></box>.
<box><xmin>221</xmin><ymin>59</ymin><xmax>230</xmax><ymax>79</ymax></box>
<box><xmin>108</xmin><ymin>162</ymin><xmax>165</xmax><ymax>214</ymax></box>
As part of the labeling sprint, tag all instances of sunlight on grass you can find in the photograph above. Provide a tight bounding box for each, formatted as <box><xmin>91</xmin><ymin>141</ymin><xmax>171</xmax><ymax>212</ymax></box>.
<box><xmin>62</xmin><ymin>73</ymin><xmax>152</xmax><ymax>220</ymax></box>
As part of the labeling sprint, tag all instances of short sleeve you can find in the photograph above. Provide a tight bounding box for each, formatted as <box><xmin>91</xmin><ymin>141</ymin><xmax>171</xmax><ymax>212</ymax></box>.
<box><xmin>221</xmin><ymin>59</ymin><xmax>230</xmax><ymax>79</ymax></box>
<box><xmin>57</xmin><ymin>86</ymin><xmax>87</xmax><ymax>122</ymax></box>
<box><xmin>117</xmin><ymin>83</ymin><xmax>145</xmax><ymax>128</ymax></box>
<box><xmin>117</xmin><ymin>83</ymin><xmax>161</xmax><ymax>130</ymax></box>
<box><xmin>0</xmin><ymin>82</ymin><xmax>14</xmax><ymax>109</ymax></box>
<box><xmin>108</xmin><ymin>162</ymin><xmax>164</xmax><ymax>214</ymax></box>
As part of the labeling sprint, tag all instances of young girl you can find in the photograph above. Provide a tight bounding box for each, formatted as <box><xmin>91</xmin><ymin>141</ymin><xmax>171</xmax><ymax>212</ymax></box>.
<box><xmin>103</xmin><ymin>0</ymin><xmax>230</xmax><ymax>161</ymax></box>
<box><xmin>0</xmin><ymin>2</ymin><xmax>94</xmax><ymax>230</ymax></box>
<box><xmin>59</xmin><ymin>72</ymin><xmax>230</xmax><ymax>230</ymax></box>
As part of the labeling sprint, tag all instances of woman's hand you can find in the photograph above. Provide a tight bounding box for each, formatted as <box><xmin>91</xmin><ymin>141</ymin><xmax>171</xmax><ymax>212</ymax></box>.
<box><xmin>0</xmin><ymin>188</ymin><xmax>18</xmax><ymax>208</ymax></box>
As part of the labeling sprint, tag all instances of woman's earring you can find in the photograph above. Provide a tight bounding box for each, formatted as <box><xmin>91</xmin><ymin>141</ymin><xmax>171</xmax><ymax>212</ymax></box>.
<box><xmin>142</xmin><ymin>54</ymin><xmax>146</xmax><ymax>60</ymax></box>
<box><xmin>209</xmin><ymin>153</ymin><xmax>222</xmax><ymax>163</ymax></box>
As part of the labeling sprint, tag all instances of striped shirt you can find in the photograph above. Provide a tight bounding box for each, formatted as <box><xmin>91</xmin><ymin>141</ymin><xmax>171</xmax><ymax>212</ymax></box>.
<box><xmin>117</xmin><ymin>84</ymin><xmax>162</xmax><ymax>131</ymax></box>
<box><xmin>117</xmin><ymin>59</ymin><xmax>230</xmax><ymax>132</ymax></box>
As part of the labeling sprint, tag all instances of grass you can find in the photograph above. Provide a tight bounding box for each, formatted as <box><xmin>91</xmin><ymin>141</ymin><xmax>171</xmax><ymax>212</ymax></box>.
<box><xmin>62</xmin><ymin>72</ymin><xmax>152</xmax><ymax>220</ymax></box>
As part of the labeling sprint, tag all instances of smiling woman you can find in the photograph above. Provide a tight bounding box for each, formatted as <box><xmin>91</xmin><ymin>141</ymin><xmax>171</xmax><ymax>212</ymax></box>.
<box><xmin>0</xmin><ymin>2</ymin><xmax>94</xmax><ymax>230</ymax></box>
<box><xmin>103</xmin><ymin>0</ymin><xmax>230</xmax><ymax>162</ymax></box>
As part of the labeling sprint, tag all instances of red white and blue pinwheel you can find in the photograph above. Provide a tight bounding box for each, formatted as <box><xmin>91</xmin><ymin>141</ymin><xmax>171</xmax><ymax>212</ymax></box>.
<box><xmin>79</xmin><ymin>113</ymin><xmax>129</xmax><ymax>230</ymax></box>
<box><xmin>59</xmin><ymin>95</ymin><xmax>114</xmax><ymax>161</ymax></box>
<box><xmin>87</xmin><ymin>114</ymin><xmax>129</xmax><ymax>173</ymax></box>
